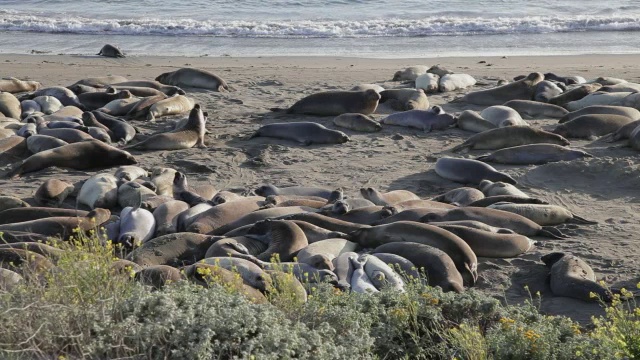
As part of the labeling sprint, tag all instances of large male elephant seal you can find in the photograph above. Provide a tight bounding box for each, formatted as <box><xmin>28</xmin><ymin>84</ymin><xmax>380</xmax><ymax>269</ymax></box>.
<box><xmin>270</xmin><ymin>89</ymin><xmax>380</xmax><ymax>116</ymax></box>
<box><xmin>250</xmin><ymin>122</ymin><xmax>349</xmax><ymax>145</ymax></box>
<box><xmin>552</xmin><ymin>114</ymin><xmax>633</xmax><ymax>139</ymax></box>
<box><xmin>125</xmin><ymin>104</ymin><xmax>206</xmax><ymax>150</ymax></box>
<box><xmin>542</xmin><ymin>252</ymin><xmax>612</xmax><ymax>302</ymax></box>
<box><xmin>156</xmin><ymin>68</ymin><xmax>232</xmax><ymax>91</ymax></box>
<box><xmin>0</xmin><ymin>78</ymin><xmax>41</xmax><ymax>94</ymax></box>
<box><xmin>462</xmin><ymin>72</ymin><xmax>543</xmax><ymax>106</ymax></box>
<box><xmin>476</xmin><ymin>144</ymin><xmax>592</xmax><ymax>165</ymax></box>
<box><xmin>97</xmin><ymin>44</ymin><xmax>125</xmax><ymax>58</ymax></box>
<box><xmin>451</xmin><ymin>126</ymin><xmax>569</xmax><ymax>153</ymax></box>
<box><xmin>435</xmin><ymin>157</ymin><xmax>516</xmax><ymax>185</ymax></box>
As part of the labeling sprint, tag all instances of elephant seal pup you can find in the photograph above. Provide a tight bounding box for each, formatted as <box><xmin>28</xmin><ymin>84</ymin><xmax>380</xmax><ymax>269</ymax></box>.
<box><xmin>379</xmin><ymin>89</ymin><xmax>429</xmax><ymax>111</ymax></box>
<box><xmin>565</xmin><ymin>92</ymin><xmax>632</xmax><ymax>111</ymax></box>
<box><xmin>392</xmin><ymin>66</ymin><xmax>428</xmax><ymax>81</ymax></box>
<box><xmin>373</xmin><ymin>242</ymin><xmax>463</xmax><ymax>292</ymax></box>
<box><xmin>462</xmin><ymin>72</ymin><xmax>543</xmax><ymax>106</ymax></box>
<box><xmin>332</xmin><ymin>251</ymin><xmax>356</xmax><ymax>290</ymax></box>
<box><xmin>420</xmin><ymin>207</ymin><xmax>568</xmax><ymax>239</ymax></box>
<box><xmin>534</xmin><ymin>80</ymin><xmax>564</xmax><ymax>102</ymax></box>
<box><xmin>480</xmin><ymin>106</ymin><xmax>527</xmax><ymax>127</ymax></box>
<box><xmin>552</xmin><ymin>114</ymin><xmax>633</xmax><ymax>139</ymax></box>
<box><xmin>502</xmin><ymin>100</ymin><xmax>569</xmax><ymax>119</ymax></box>
<box><xmin>0</xmin><ymin>208</ymin><xmax>88</xmax><ymax>225</ymax></box>
<box><xmin>97</xmin><ymin>44</ymin><xmax>125</xmax><ymax>58</ymax></box>
<box><xmin>6</xmin><ymin>140</ymin><xmax>136</xmax><ymax>178</ymax></box>
<box><xmin>467</xmin><ymin>195</ymin><xmax>547</xmax><ymax>207</ymax></box>
<box><xmin>250</xmin><ymin>122</ymin><xmax>349</xmax><ymax>146</ymax></box>
<box><xmin>296</xmin><ymin>238</ymin><xmax>359</xmax><ymax>270</ymax></box>
<box><xmin>126</xmin><ymin>233</ymin><xmax>216</xmax><ymax>267</ymax></box>
<box><xmin>349</xmin><ymin>256</ymin><xmax>379</xmax><ymax>293</ymax></box>
<box><xmin>479</xmin><ymin>180</ymin><xmax>528</xmax><ymax>198</ymax></box>
<box><xmin>361</xmin><ymin>254</ymin><xmax>405</xmax><ymax>291</ymax></box>
<box><xmin>415</xmin><ymin>73</ymin><xmax>440</xmax><ymax>93</ymax></box>
<box><xmin>548</xmin><ymin>83</ymin><xmax>602</xmax><ymax>107</ymax></box>
<box><xmin>438</xmin><ymin>74</ymin><xmax>476</xmax><ymax>92</ymax></box>
<box><xmin>430</xmin><ymin>187</ymin><xmax>485</xmax><ymax>206</ymax></box>
<box><xmin>333</xmin><ymin>113</ymin><xmax>381</xmax><ymax>132</ymax></box>
<box><xmin>434</xmin><ymin>225</ymin><xmax>535</xmax><ymax>258</ymax></box>
<box><xmin>271</xmin><ymin>89</ymin><xmax>380</xmax><ymax>116</ymax></box>
<box><xmin>487</xmin><ymin>203</ymin><xmax>596</xmax><ymax>226</ymax></box>
<box><xmin>371</xmin><ymin>253</ymin><xmax>422</xmax><ymax>282</ymax></box>
<box><xmin>456</xmin><ymin>110</ymin><xmax>497</xmax><ymax>133</ymax></box>
<box><xmin>435</xmin><ymin>157</ymin><xmax>517</xmax><ymax>185</ymax></box>
<box><xmin>559</xmin><ymin>105</ymin><xmax>640</xmax><ymax>124</ymax></box>
<box><xmin>350</xmin><ymin>221</ymin><xmax>477</xmax><ymax>286</ymax></box>
<box><xmin>186</xmin><ymin>198</ymin><xmax>265</xmax><ymax>234</ymax></box>
<box><xmin>117</xmin><ymin>199</ymin><xmax>156</xmax><ymax>248</ymax></box>
<box><xmin>147</xmin><ymin>95</ymin><xmax>195</xmax><ymax>121</ymax></box>
<box><xmin>76</xmin><ymin>173</ymin><xmax>119</xmax><ymax>210</ymax></box>
<box><xmin>380</xmin><ymin>106</ymin><xmax>456</xmax><ymax>131</ymax></box>
<box><xmin>476</xmin><ymin>144</ymin><xmax>592</xmax><ymax>165</ymax></box>
<box><xmin>126</xmin><ymin>104</ymin><xmax>206</xmax><ymax>150</ymax></box>
<box><xmin>152</xmin><ymin>200</ymin><xmax>190</xmax><ymax>236</ymax></box>
<box><xmin>0</xmin><ymin>77</ymin><xmax>41</xmax><ymax>94</ymax></box>
<box><xmin>542</xmin><ymin>252</ymin><xmax>612</xmax><ymax>302</ymax></box>
<box><xmin>20</xmin><ymin>100</ymin><xmax>41</xmax><ymax>119</ymax></box>
<box><xmin>29</xmin><ymin>87</ymin><xmax>86</xmax><ymax>110</ymax></box>
<box><xmin>248</xmin><ymin>220</ymin><xmax>309</xmax><ymax>262</ymax></box>
<box><xmin>0</xmin><ymin>208</ymin><xmax>110</xmax><ymax>240</ymax></box>
<box><xmin>0</xmin><ymin>92</ymin><xmax>21</xmax><ymax>119</ymax></box>
<box><xmin>451</xmin><ymin>126</ymin><xmax>569</xmax><ymax>153</ymax></box>
<box><xmin>360</xmin><ymin>187</ymin><xmax>419</xmax><ymax>206</ymax></box>
<box><xmin>34</xmin><ymin>179</ymin><xmax>75</xmax><ymax>207</ymax></box>
<box><xmin>156</xmin><ymin>68</ymin><xmax>232</xmax><ymax>91</ymax></box>
<box><xmin>135</xmin><ymin>265</ymin><xmax>183</xmax><ymax>289</ymax></box>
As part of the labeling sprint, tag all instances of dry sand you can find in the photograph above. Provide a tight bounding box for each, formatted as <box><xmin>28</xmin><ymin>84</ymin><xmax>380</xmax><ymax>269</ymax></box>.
<box><xmin>1</xmin><ymin>53</ymin><xmax>639</xmax><ymax>322</ymax></box>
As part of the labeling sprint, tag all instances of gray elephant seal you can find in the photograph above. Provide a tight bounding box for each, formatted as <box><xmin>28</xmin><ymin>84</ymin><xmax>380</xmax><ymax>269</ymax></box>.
<box><xmin>250</xmin><ymin>122</ymin><xmax>349</xmax><ymax>146</ymax></box>
<box><xmin>451</xmin><ymin>126</ymin><xmax>569</xmax><ymax>153</ymax></box>
<box><xmin>156</xmin><ymin>68</ymin><xmax>232</xmax><ymax>91</ymax></box>
<box><xmin>28</xmin><ymin>86</ymin><xmax>86</xmax><ymax>110</ymax></box>
<box><xmin>380</xmin><ymin>106</ymin><xmax>456</xmax><ymax>131</ymax></box>
<box><xmin>86</xmin><ymin>111</ymin><xmax>136</xmax><ymax>144</ymax></box>
<box><xmin>78</xmin><ymin>88</ymin><xmax>132</xmax><ymax>111</ymax></box>
<box><xmin>248</xmin><ymin>220</ymin><xmax>309</xmax><ymax>262</ymax></box>
<box><xmin>6</xmin><ymin>140</ymin><xmax>136</xmax><ymax>178</ymax></box>
<box><xmin>360</xmin><ymin>187</ymin><xmax>419</xmax><ymax>206</ymax></box>
<box><xmin>271</xmin><ymin>90</ymin><xmax>380</xmax><ymax>116</ymax></box>
<box><xmin>126</xmin><ymin>94</ymin><xmax>167</xmax><ymax>119</ymax></box>
<box><xmin>26</xmin><ymin>135</ymin><xmax>68</xmax><ymax>154</ymax></box>
<box><xmin>534</xmin><ymin>80</ymin><xmax>564</xmax><ymax>102</ymax></box>
<box><xmin>480</xmin><ymin>105</ymin><xmax>527</xmax><ymax>127</ymax></box>
<box><xmin>20</xmin><ymin>99</ymin><xmax>41</xmax><ymax>119</ymax></box>
<box><xmin>503</xmin><ymin>100</ymin><xmax>569</xmax><ymax>119</ymax></box>
<box><xmin>0</xmin><ymin>92</ymin><xmax>21</xmax><ymax>119</ymax></box>
<box><xmin>0</xmin><ymin>208</ymin><xmax>88</xmax><ymax>225</ymax></box>
<box><xmin>392</xmin><ymin>66</ymin><xmax>428</xmax><ymax>81</ymax></box>
<box><xmin>371</xmin><ymin>253</ymin><xmax>422</xmax><ymax>282</ymax></box>
<box><xmin>487</xmin><ymin>203</ymin><xmax>596</xmax><ymax>226</ymax></box>
<box><xmin>565</xmin><ymin>92</ymin><xmax>631</xmax><ymax>111</ymax></box>
<box><xmin>435</xmin><ymin>224</ymin><xmax>534</xmax><ymax>258</ymax></box>
<box><xmin>70</xmin><ymin>75</ymin><xmax>129</xmax><ymax>88</ymax></box>
<box><xmin>349</xmin><ymin>256</ymin><xmax>379</xmax><ymax>293</ymax></box>
<box><xmin>379</xmin><ymin>89</ymin><xmax>429</xmax><ymax>111</ymax></box>
<box><xmin>296</xmin><ymin>238</ymin><xmax>359</xmax><ymax>270</ymax></box>
<box><xmin>255</xmin><ymin>184</ymin><xmax>332</xmax><ymax>199</ymax></box>
<box><xmin>467</xmin><ymin>195</ymin><xmax>547</xmax><ymax>207</ymax></box>
<box><xmin>559</xmin><ymin>105</ymin><xmax>640</xmax><ymax>124</ymax></box>
<box><xmin>125</xmin><ymin>104</ymin><xmax>206</xmax><ymax>150</ymax></box>
<box><xmin>552</xmin><ymin>114</ymin><xmax>633</xmax><ymax>139</ymax></box>
<box><xmin>456</xmin><ymin>110</ymin><xmax>497</xmax><ymax>133</ymax></box>
<box><xmin>479</xmin><ymin>180</ymin><xmax>528</xmax><ymax>197</ymax></box>
<box><xmin>430</xmin><ymin>187</ymin><xmax>485</xmax><ymax>206</ymax></box>
<box><xmin>152</xmin><ymin>200</ymin><xmax>190</xmax><ymax>236</ymax></box>
<box><xmin>548</xmin><ymin>83</ymin><xmax>602</xmax><ymax>107</ymax></box>
<box><xmin>542</xmin><ymin>252</ymin><xmax>612</xmax><ymax>302</ymax></box>
<box><xmin>127</xmin><ymin>233</ymin><xmax>215</xmax><ymax>267</ymax></box>
<box><xmin>0</xmin><ymin>77</ymin><xmax>41</xmax><ymax>94</ymax></box>
<box><xmin>333</xmin><ymin>113</ymin><xmax>381</xmax><ymax>132</ymax></box>
<box><xmin>462</xmin><ymin>72</ymin><xmax>543</xmax><ymax>106</ymax></box>
<box><xmin>97</xmin><ymin>44</ymin><xmax>125</xmax><ymax>58</ymax></box>
<box><xmin>476</xmin><ymin>144</ymin><xmax>592</xmax><ymax>165</ymax></box>
<box><xmin>146</xmin><ymin>95</ymin><xmax>195</xmax><ymax>121</ymax></box>
<box><xmin>0</xmin><ymin>196</ymin><xmax>30</xmax><ymax>212</ymax></box>
<box><xmin>34</xmin><ymin>179</ymin><xmax>75</xmax><ymax>207</ymax></box>
<box><xmin>435</xmin><ymin>157</ymin><xmax>516</xmax><ymax>185</ymax></box>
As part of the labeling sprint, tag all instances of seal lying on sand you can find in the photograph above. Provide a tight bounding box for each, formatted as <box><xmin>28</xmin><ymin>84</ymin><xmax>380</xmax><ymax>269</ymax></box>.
<box><xmin>125</xmin><ymin>104</ymin><xmax>206</xmax><ymax>150</ymax></box>
<box><xmin>542</xmin><ymin>252</ymin><xmax>612</xmax><ymax>302</ymax></box>
<box><xmin>435</xmin><ymin>157</ymin><xmax>517</xmax><ymax>184</ymax></box>
<box><xmin>271</xmin><ymin>90</ymin><xmax>380</xmax><ymax>116</ymax></box>
<box><xmin>97</xmin><ymin>44</ymin><xmax>125</xmax><ymax>58</ymax></box>
<box><xmin>156</xmin><ymin>68</ymin><xmax>233</xmax><ymax>92</ymax></box>
<box><xmin>250</xmin><ymin>122</ymin><xmax>349</xmax><ymax>145</ymax></box>
<box><xmin>462</xmin><ymin>72</ymin><xmax>543</xmax><ymax>106</ymax></box>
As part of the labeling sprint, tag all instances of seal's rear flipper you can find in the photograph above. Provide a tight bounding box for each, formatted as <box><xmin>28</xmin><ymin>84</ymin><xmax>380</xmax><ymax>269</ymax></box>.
<box><xmin>568</xmin><ymin>214</ymin><xmax>598</xmax><ymax>225</ymax></box>
<box><xmin>269</xmin><ymin>107</ymin><xmax>287</xmax><ymax>112</ymax></box>
<box><xmin>539</xmin><ymin>226</ymin><xmax>570</xmax><ymax>239</ymax></box>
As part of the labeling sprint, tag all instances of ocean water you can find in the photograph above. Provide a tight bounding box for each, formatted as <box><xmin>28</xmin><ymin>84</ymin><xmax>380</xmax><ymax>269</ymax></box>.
<box><xmin>2</xmin><ymin>0</ymin><xmax>640</xmax><ymax>57</ymax></box>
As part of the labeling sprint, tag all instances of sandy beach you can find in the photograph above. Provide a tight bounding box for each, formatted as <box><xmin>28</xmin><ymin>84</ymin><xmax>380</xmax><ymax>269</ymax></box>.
<box><xmin>1</xmin><ymin>53</ymin><xmax>639</xmax><ymax>323</ymax></box>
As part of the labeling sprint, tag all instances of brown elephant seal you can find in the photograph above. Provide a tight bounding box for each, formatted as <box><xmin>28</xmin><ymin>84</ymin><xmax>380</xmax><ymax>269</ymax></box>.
<box><xmin>360</xmin><ymin>187</ymin><xmax>419</xmax><ymax>206</ymax></box>
<box><xmin>380</xmin><ymin>106</ymin><xmax>456</xmax><ymax>131</ymax></box>
<box><xmin>204</xmin><ymin>236</ymin><xmax>267</xmax><ymax>258</ymax></box>
<box><xmin>70</xmin><ymin>75</ymin><xmax>129</xmax><ymax>88</ymax></box>
<box><xmin>468</xmin><ymin>195</ymin><xmax>547</xmax><ymax>207</ymax></box>
<box><xmin>250</xmin><ymin>121</ymin><xmax>349</xmax><ymax>146</ymax></box>
<box><xmin>428</xmin><ymin>64</ymin><xmax>454</xmax><ymax>77</ymax></box>
<box><xmin>78</xmin><ymin>88</ymin><xmax>132</xmax><ymax>111</ymax></box>
<box><xmin>548</xmin><ymin>83</ymin><xmax>602</xmax><ymax>107</ymax></box>
<box><xmin>109</xmin><ymin>259</ymin><xmax>142</xmax><ymax>277</ymax></box>
<box><xmin>480</xmin><ymin>105</ymin><xmax>527</xmax><ymax>127</ymax></box>
<box><xmin>147</xmin><ymin>95</ymin><xmax>195</xmax><ymax>121</ymax></box>
<box><xmin>126</xmin><ymin>104</ymin><xmax>206</xmax><ymax>150</ymax></box>
<box><xmin>125</xmin><ymin>94</ymin><xmax>167</xmax><ymax>119</ymax></box>
<box><xmin>476</xmin><ymin>144</ymin><xmax>592</xmax><ymax>165</ymax></box>
<box><xmin>0</xmin><ymin>208</ymin><xmax>88</xmax><ymax>225</ymax></box>
<box><xmin>135</xmin><ymin>265</ymin><xmax>183</xmax><ymax>289</ymax></box>
<box><xmin>0</xmin><ymin>136</ymin><xmax>28</xmax><ymax>163</ymax></box>
<box><xmin>392</xmin><ymin>66</ymin><xmax>428</xmax><ymax>81</ymax></box>
<box><xmin>430</xmin><ymin>187</ymin><xmax>485</xmax><ymax>206</ymax></box>
<box><xmin>462</xmin><ymin>72</ymin><xmax>543</xmax><ymax>106</ymax></box>
<box><xmin>0</xmin><ymin>242</ymin><xmax>64</xmax><ymax>261</ymax></box>
<box><xmin>0</xmin><ymin>248</ymin><xmax>54</xmax><ymax>277</ymax></box>
<box><xmin>296</xmin><ymin>238</ymin><xmax>359</xmax><ymax>270</ymax></box>
<box><xmin>85</xmin><ymin>111</ymin><xmax>135</xmax><ymax>144</ymax></box>
<box><xmin>156</xmin><ymin>68</ymin><xmax>232</xmax><ymax>91</ymax></box>
<box><xmin>171</xmin><ymin>172</ymin><xmax>211</xmax><ymax>206</ymax></box>
<box><xmin>533</xmin><ymin>80</ymin><xmax>564</xmax><ymax>102</ymax></box>
<box><xmin>200</xmin><ymin>257</ymin><xmax>271</xmax><ymax>292</ymax></box>
<box><xmin>0</xmin><ymin>208</ymin><xmax>110</xmax><ymax>239</ymax></box>
<box><xmin>420</xmin><ymin>207</ymin><xmax>568</xmax><ymax>239</ymax></box>
<box><xmin>0</xmin><ymin>230</ymin><xmax>50</xmax><ymax>244</ymax></box>
<box><xmin>210</xmin><ymin>191</ymin><xmax>244</xmax><ymax>205</ymax></box>
<box><xmin>429</xmin><ymin>220</ymin><xmax>516</xmax><ymax>234</ymax></box>
<box><xmin>350</xmin><ymin>221</ymin><xmax>477</xmax><ymax>286</ymax></box>
<box><xmin>435</xmin><ymin>157</ymin><xmax>516</xmax><ymax>185</ymax></box>
<box><xmin>0</xmin><ymin>77</ymin><xmax>41</xmax><ymax>94</ymax></box>
<box><xmin>150</xmin><ymin>167</ymin><xmax>177</xmax><ymax>196</ymax></box>
<box><xmin>0</xmin><ymin>196</ymin><xmax>30</xmax><ymax>212</ymax></box>
<box><xmin>559</xmin><ymin>105</ymin><xmax>640</xmax><ymax>124</ymax></box>
<box><xmin>552</xmin><ymin>114</ymin><xmax>633</xmax><ymax>139</ymax></box>
<box><xmin>152</xmin><ymin>200</ymin><xmax>190</xmax><ymax>236</ymax></box>
<box><xmin>451</xmin><ymin>126</ymin><xmax>569</xmax><ymax>153</ymax></box>
<box><xmin>487</xmin><ymin>203</ymin><xmax>596</xmax><ymax>226</ymax></box>
<box><xmin>333</xmin><ymin>113</ymin><xmax>381</xmax><ymax>132</ymax></box>
<box><xmin>373</xmin><ymin>242</ymin><xmax>463</xmax><ymax>292</ymax></box>
<box><xmin>503</xmin><ymin>100</ymin><xmax>569</xmax><ymax>119</ymax></box>
<box><xmin>439</xmin><ymin>74</ymin><xmax>476</xmax><ymax>92</ymax></box>
<box><xmin>246</xmin><ymin>220</ymin><xmax>309</xmax><ymax>262</ymax></box>
<box><xmin>97</xmin><ymin>44</ymin><xmax>125</xmax><ymax>58</ymax></box>
<box><xmin>186</xmin><ymin>198</ymin><xmax>265</xmax><ymax>234</ymax></box>
<box><xmin>279</xmin><ymin>213</ymin><xmax>368</xmax><ymax>234</ymax></box>
<box><xmin>76</xmin><ymin>173</ymin><xmax>119</xmax><ymax>210</ymax></box>
<box><xmin>270</xmin><ymin>89</ymin><xmax>380</xmax><ymax>116</ymax></box>
<box><xmin>111</xmin><ymin>81</ymin><xmax>185</xmax><ymax>96</ymax></box>
<box><xmin>0</xmin><ymin>92</ymin><xmax>22</xmax><ymax>119</ymax></box>
<box><xmin>434</xmin><ymin>224</ymin><xmax>535</xmax><ymax>258</ymax></box>
<box><xmin>213</xmin><ymin>206</ymin><xmax>313</xmax><ymax>236</ymax></box>
<box><xmin>97</xmin><ymin>97</ymin><xmax>141</xmax><ymax>116</ymax></box>
<box><xmin>371</xmin><ymin>208</ymin><xmax>442</xmax><ymax>225</ymax></box>
<box><xmin>126</xmin><ymin>233</ymin><xmax>217</xmax><ymax>267</ymax></box>
<box><xmin>325</xmin><ymin>206</ymin><xmax>395</xmax><ymax>225</ymax></box>
<box><xmin>456</xmin><ymin>110</ymin><xmax>497</xmax><ymax>133</ymax></box>
<box><xmin>255</xmin><ymin>184</ymin><xmax>332</xmax><ymax>199</ymax></box>
<box><xmin>5</xmin><ymin>140</ymin><xmax>136</xmax><ymax>178</ymax></box>
<box><xmin>479</xmin><ymin>180</ymin><xmax>528</xmax><ymax>198</ymax></box>
<box><xmin>542</xmin><ymin>252</ymin><xmax>612</xmax><ymax>302</ymax></box>
<box><xmin>606</xmin><ymin>119</ymin><xmax>640</xmax><ymax>141</ymax></box>
<box><xmin>34</xmin><ymin>179</ymin><xmax>75</xmax><ymax>207</ymax></box>
<box><xmin>379</xmin><ymin>89</ymin><xmax>429</xmax><ymax>111</ymax></box>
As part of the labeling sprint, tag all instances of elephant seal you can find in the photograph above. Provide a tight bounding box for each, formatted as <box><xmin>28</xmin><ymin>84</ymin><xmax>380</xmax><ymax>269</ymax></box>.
<box><xmin>70</xmin><ymin>75</ymin><xmax>129</xmax><ymax>88</ymax></box>
<box><xmin>34</xmin><ymin>179</ymin><xmax>74</xmax><ymax>207</ymax></box>
<box><xmin>329</xmin><ymin>198</ymin><xmax>376</xmax><ymax>215</ymax></box>
<box><xmin>434</xmin><ymin>224</ymin><xmax>534</xmax><ymax>258</ymax></box>
<box><xmin>565</xmin><ymin>92</ymin><xmax>632</xmax><ymax>111</ymax></box>
<box><xmin>332</xmin><ymin>251</ymin><xmax>356</xmax><ymax>289</ymax></box>
<box><xmin>125</xmin><ymin>94</ymin><xmax>167</xmax><ymax>119</ymax></box>
<box><xmin>156</xmin><ymin>68</ymin><xmax>232</xmax><ymax>91</ymax></box>
<box><xmin>172</xmin><ymin>172</ymin><xmax>211</xmax><ymax>206</ymax></box>
<box><xmin>112</xmin><ymin>81</ymin><xmax>185</xmax><ymax>96</ymax></box>
<box><xmin>118</xmin><ymin>181</ymin><xmax>156</xmax><ymax>208</ymax></box>
<box><xmin>534</xmin><ymin>80</ymin><xmax>564</xmax><ymax>102</ymax></box>
<box><xmin>392</xmin><ymin>66</ymin><xmax>428</xmax><ymax>81</ymax></box>
<box><xmin>0</xmin><ymin>77</ymin><xmax>41</xmax><ymax>94</ymax></box>
<box><xmin>76</xmin><ymin>173</ymin><xmax>119</xmax><ymax>210</ymax></box>
<box><xmin>438</xmin><ymin>74</ymin><xmax>476</xmax><ymax>92</ymax></box>
<box><xmin>587</xmin><ymin>77</ymin><xmax>627</xmax><ymax>85</ymax></box>
<box><xmin>147</xmin><ymin>95</ymin><xmax>195</xmax><ymax>121</ymax></box>
<box><xmin>430</xmin><ymin>187</ymin><xmax>485</xmax><ymax>206</ymax></box>
<box><xmin>600</xmin><ymin>83</ymin><xmax>640</xmax><ymax>93</ymax></box>
<box><xmin>0</xmin><ymin>92</ymin><xmax>21</xmax><ymax>119</ymax></box>
<box><xmin>487</xmin><ymin>203</ymin><xmax>596</xmax><ymax>226</ymax></box>
<box><xmin>117</xmin><ymin>199</ymin><xmax>156</xmax><ymax>248</ymax></box>
<box><xmin>548</xmin><ymin>83</ymin><xmax>602</xmax><ymax>107</ymax></box>
<box><xmin>150</xmin><ymin>167</ymin><xmax>177</xmax><ymax>197</ymax></box>
<box><xmin>0</xmin><ymin>136</ymin><xmax>27</xmax><ymax>161</ymax></box>
<box><xmin>0</xmin><ymin>208</ymin><xmax>88</xmax><ymax>225</ymax></box>
<box><xmin>126</xmin><ymin>233</ymin><xmax>215</xmax><ymax>267</ymax></box>
<box><xmin>29</xmin><ymin>87</ymin><xmax>86</xmax><ymax>110</ymax></box>
<box><xmin>415</xmin><ymin>73</ymin><xmax>440</xmax><ymax>93</ymax></box>
<box><xmin>467</xmin><ymin>195</ymin><xmax>546</xmax><ymax>207</ymax></box>
<box><xmin>503</xmin><ymin>100</ymin><xmax>569</xmax><ymax>119</ymax></box>
<box><xmin>248</xmin><ymin>220</ymin><xmax>309</xmax><ymax>262</ymax></box>
<box><xmin>0</xmin><ymin>242</ymin><xmax>64</xmax><ymax>261</ymax></box>
<box><xmin>97</xmin><ymin>97</ymin><xmax>141</xmax><ymax>116</ymax></box>
<box><xmin>6</xmin><ymin>140</ymin><xmax>136</xmax><ymax>178</ymax></box>
<box><xmin>271</xmin><ymin>89</ymin><xmax>380</xmax><ymax>116</ymax></box>
<box><xmin>296</xmin><ymin>238</ymin><xmax>359</xmax><ymax>270</ymax></box>
<box><xmin>0</xmin><ymin>248</ymin><xmax>54</xmax><ymax>277</ymax></box>
<box><xmin>333</xmin><ymin>113</ymin><xmax>381</xmax><ymax>132</ymax></box>
<box><xmin>559</xmin><ymin>105</ymin><xmax>640</xmax><ymax>124</ymax></box>
<box><xmin>0</xmin><ymin>208</ymin><xmax>110</xmax><ymax>239</ymax></box>
<box><xmin>361</xmin><ymin>254</ymin><xmax>405</xmax><ymax>291</ymax></box>
<box><xmin>476</xmin><ymin>144</ymin><xmax>592</xmax><ymax>165</ymax></box>
<box><xmin>542</xmin><ymin>252</ymin><xmax>612</xmax><ymax>302</ymax></box>
<box><xmin>371</xmin><ymin>253</ymin><xmax>422</xmax><ymax>282</ymax></box>
<box><xmin>420</xmin><ymin>207</ymin><xmax>568</xmax><ymax>239</ymax></box>
<box><xmin>372</xmin><ymin>242</ymin><xmax>463</xmax><ymax>292</ymax></box>
<box><xmin>360</xmin><ymin>187</ymin><xmax>419</xmax><ymax>206</ymax></box>
<box><xmin>350</xmin><ymin>221</ymin><xmax>477</xmax><ymax>286</ymax></box>
<box><xmin>135</xmin><ymin>265</ymin><xmax>183</xmax><ymax>289</ymax></box>
<box><xmin>427</xmin><ymin>64</ymin><xmax>454</xmax><ymax>77</ymax></box>
<box><xmin>552</xmin><ymin>114</ymin><xmax>633</xmax><ymax>139</ymax></box>
<box><xmin>629</xmin><ymin>125</ymin><xmax>640</xmax><ymax>150</ymax></box>
<box><xmin>20</xmin><ymin>100</ymin><xmax>41</xmax><ymax>119</ymax></box>
<box><xmin>36</xmin><ymin>128</ymin><xmax>94</xmax><ymax>143</ymax></box>
<box><xmin>250</xmin><ymin>122</ymin><xmax>349</xmax><ymax>145</ymax></box>
<box><xmin>350</xmin><ymin>84</ymin><xmax>385</xmax><ymax>93</ymax></box>
<box><xmin>462</xmin><ymin>72</ymin><xmax>543</xmax><ymax>106</ymax></box>
<box><xmin>479</xmin><ymin>180</ymin><xmax>528</xmax><ymax>198</ymax></box>
<box><xmin>480</xmin><ymin>105</ymin><xmax>527</xmax><ymax>127</ymax></box>
<box><xmin>78</xmin><ymin>88</ymin><xmax>132</xmax><ymax>111</ymax></box>
<box><xmin>349</xmin><ymin>255</ymin><xmax>379</xmax><ymax>293</ymax></box>
<box><xmin>290</xmin><ymin>220</ymin><xmax>349</xmax><ymax>243</ymax></box>
<box><xmin>200</xmin><ymin>257</ymin><xmax>272</xmax><ymax>291</ymax></box>
<box><xmin>543</xmin><ymin>73</ymin><xmax>585</xmax><ymax>85</ymax></box>
<box><xmin>26</xmin><ymin>135</ymin><xmax>68</xmax><ymax>154</ymax></box>
<box><xmin>379</xmin><ymin>89</ymin><xmax>429</xmax><ymax>111</ymax></box>
<box><xmin>97</xmin><ymin>44</ymin><xmax>125</xmax><ymax>58</ymax></box>
<box><xmin>279</xmin><ymin>213</ymin><xmax>367</xmax><ymax>233</ymax></box>
<box><xmin>17</xmin><ymin>123</ymin><xmax>37</xmax><ymax>138</ymax></box>
<box><xmin>186</xmin><ymin>198</ymin><xmax>265</xmax><ymax>234</ymax></box>
<box><xmin>213</xmin><ymin>206</ymin><xmax>312</xmax><ymax>235</ymax></box>
<box><xmin>325</xmin><ymin>206</ymin><xmax>394</xmax><ymax>225</ymax></box>
<box><xmin>456</xmin><ymin>110</ymin><xmax>497</xmax><ymax>133</ymax></box>
<box><xmin>451</xmin><ymin>126</ymin><xmax>569</xmax><ymax>153</ymax></box>
<box><xmin>126</xmin><ymin>104</ymin><xmax>206</xmax><ymax>150</ymax></box>
<box><xmin>86</xmin><ymin>111</ymin><xmax>135</xmax><ymax>144</ymax></box>
<box><xmin>435</xmin><ymin>157</ymin><xmax>516</xmax><ymax>185</ymax></box>
<box><xmin>152</xmin><ymin>200</ymin><xmax>190</xmax><ymax>236</ymax></box>
<box><xmin>115</xmin><ymin>165</ymin><xmax>148</xmax><ymax>181</ymax></box>
<box><xmin>380</xmin><ymin>106</ymin><xmax>456</xmax><ymax>131</ymax></box>
<box><xmin>0</xmin><ymin>196</ymin><xmax>30</xmax><ymax>212</ymax></box>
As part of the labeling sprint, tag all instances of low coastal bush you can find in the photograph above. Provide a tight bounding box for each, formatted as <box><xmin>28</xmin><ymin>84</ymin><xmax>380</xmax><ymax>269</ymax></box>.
<box><xmin>0</xmin><ymin>232</ymin><xmax>638</xmax><ymax>359</ymax></box>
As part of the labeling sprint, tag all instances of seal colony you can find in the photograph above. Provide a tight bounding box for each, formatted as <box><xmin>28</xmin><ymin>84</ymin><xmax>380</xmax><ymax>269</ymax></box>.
<box><xmin>0</xmin><ymin>54</ymin><xmax>638</xmax><ymax>322</ymax></box>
